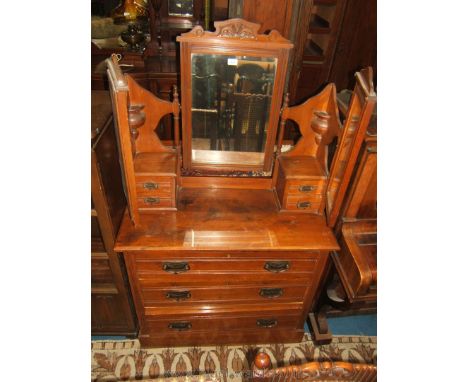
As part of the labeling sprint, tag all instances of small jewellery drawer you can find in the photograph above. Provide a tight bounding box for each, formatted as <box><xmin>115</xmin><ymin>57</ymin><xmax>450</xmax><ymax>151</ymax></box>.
<box><xmin>137</xmin><ymin>196</ymin><xmax>174</xmax><ymax>209</ymax></box>
<box><xmin>286</xmin><ymin>179</ymin><xmax>326</xmax><ymax>195</ymax></box>
<box><xmin>142</xmin><ymin>310</ymin><xmax>302</xmax><ymax>333</ymax></box>
<box><xmin>139</xmin><ymin>284</ymin><xmax>309</xmax><ymax>306</ymax></box>
<box><xmin>285</xmin><ymin>194</ymin><xmax>323</xmax><ymax>212</ymax></box>
<box><xmin>135</xmin><ymin>176</ymin><xmax>174</xmax><ymax>197</ymax></box>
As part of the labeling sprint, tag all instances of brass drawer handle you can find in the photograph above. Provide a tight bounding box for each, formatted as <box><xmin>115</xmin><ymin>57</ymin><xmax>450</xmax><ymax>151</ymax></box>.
<box><xmin>143</xmin><ymin>182</ymin><xmax>158</xmax><ymax>190</ymax></box>
<box><xmin>264</xmin><ymin>261</ymin><xmax>290</xmax><ymax>273</ymax></box>
<box><xmin>166</xmin><ymin>290</ymin><xmax>191</xmax><ymax>300</ymax></box>
<box><xmin>299</xmin><ymin>185</ymin><xmax>317</xmax><ymax>192</ymax></box>
<box><xmin>144</xmin><ymin>197</ymin><xmax>160</xmax><ymax>205</ymax></box>
<box><xmin>257</xmin><ymin>319</ymin><xmax>278</xmax><ymax>328</ymax></box>
<box><xmin>297</xmin><ymin>201</ymin><xmax>311</xmax><ymax>209</ymax></box>
<box><xmin>259</xmin><ymin>288</ymin><xmax>283</xmax><ymax>298</ymax></box>
<box><xmin>168</xmin><ymin>322</ymin><xmax>192</xmax><ymax>331</ymax></box>
<box><xmin>163</xmin><ymin>262</ymin><xmax>190</xmax><ymax>274</ymax></box>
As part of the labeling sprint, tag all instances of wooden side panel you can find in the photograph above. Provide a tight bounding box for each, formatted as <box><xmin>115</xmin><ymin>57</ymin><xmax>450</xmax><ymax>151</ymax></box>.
<box><xmin>242</xmin><ymin>0</ymin><xmax>295</xmax><ymax>37</ymax></box>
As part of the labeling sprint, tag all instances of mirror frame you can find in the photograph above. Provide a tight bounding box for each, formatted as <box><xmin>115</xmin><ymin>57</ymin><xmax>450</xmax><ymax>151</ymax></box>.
<box><xmin>177</xmin><ymin>18</ymin><xmax>293</xmax><ymax>174</ymax></box>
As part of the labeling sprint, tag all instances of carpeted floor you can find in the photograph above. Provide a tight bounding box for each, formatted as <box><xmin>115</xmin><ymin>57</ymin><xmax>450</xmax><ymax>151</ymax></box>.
<box><xmin>91</xmin><ymin>333</ymin><xmax>377</xmax><ymax>381</ymax></box>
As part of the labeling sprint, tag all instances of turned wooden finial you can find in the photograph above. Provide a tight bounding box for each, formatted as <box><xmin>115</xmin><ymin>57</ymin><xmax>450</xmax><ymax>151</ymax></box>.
<box><xmin>282</xmin><ymin>92</ymin><xmax>290</xmax><ymax>112</ymax></box>
<box><xmin>276</xmin><ymin>93</ymin><xmax>290</xmax><ymax>157</ymax></box>
<box><xmin>254</xmin><ymin>352</ymin><xmax>271</xmax><ymax>370</ymax></box>
<box><xmin>173</xmin><ymin>85</ymin><xmax>179</xmax><ymax>104</ymax></box>
<box><xmin>128</xmin><ymin>104</ymin><xmax>146</xmax><ymax>156</ymax></box>
<box><xmin>311</xmin><ymin>110</ymin><xmax>330</xmax><ymax>145</ymax></box>
<box><xmin>173</xmin><ymin>85</ymin><xmax>181</xmax><ymax>149</ymax></box>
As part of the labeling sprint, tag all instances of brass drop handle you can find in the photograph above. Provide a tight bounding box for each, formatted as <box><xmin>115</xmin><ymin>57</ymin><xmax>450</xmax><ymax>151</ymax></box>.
<box><xmin>297</xmin><ymin>201</ymin><xmax>311</xmax><ymax>209</ymax></box>
<box><xmin>259</xmin><ymin>288</ymin><xmax>283</xmax><ymax>298</ymax></box>
<box><xmin>143</xmin><ymin>182</ymin><xmax>158</xmax><ymax>190</ymax></box>
<box><xmin>166</xmin><ymin>290</ymin><xmax>191</xmax><ymax>300</ymax></box>
<box><xmin>299</xmin><ymin>185</ymin><xmax>317</xmax><ymax>192</ymax></box>
<box><xmin>264</xmin><ymin>261</ymin><xmax>290</xmax><ymax>273</ymax></box>
<box><xmin>168</xmin><ymin>322</ymin><xmax>192</xmax><ymax>331</ymax></box>
<box><xmin>144</xmin><ymin>197</ymin><xmax>160</xmax><ymax>204</ymax></box>
<box><xmin>257</xmin><ymin>319</ymin><xmax>278</xmax><ymax>328</ymax></box>
<box><xmin>163</xmin><ymin>262</ymin><xmax>190</xmax><ymax>274</ymax></box>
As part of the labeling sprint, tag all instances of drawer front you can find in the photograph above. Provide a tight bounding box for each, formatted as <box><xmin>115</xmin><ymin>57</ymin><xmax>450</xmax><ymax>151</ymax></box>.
<box><xmin>284</xmin><ymin>194</ymin><xmax>323</xmax><ymax>213</ymax></box>
<box><xmin>286</xmin><ymin>179</ymin><xmax>326</xmax><ymax>195</ymax></box>
<box><xmin>141</xmin><ymin>310</ymin><xmax>302</xmax><ymax>333</ymax></box>
<box><xmin>137</xmin><ymin>196</ymin><xmax>174</xmax><ymax>209</ymax></box>
<box><xmin>135</xmin><ymin>175</ymin><xmax>174</xmax><ymax>197</ymax></box>
<box><xmin>134</xmin><ymin>258</ymin><xmax>318</xmax><ymax>275</ymax></box>
<box><xmin>91</xmin><ymin>253</ymin><xmax>114</xmax><ymax>284</ymax></box>
<box><xmin>140</xmin><ymin>284</ymin><xmax>309</xmax><ymax>306</ymax></box>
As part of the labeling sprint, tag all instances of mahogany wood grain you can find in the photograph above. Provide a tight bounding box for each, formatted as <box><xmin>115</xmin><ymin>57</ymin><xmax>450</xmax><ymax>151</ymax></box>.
<box><xmin>139</xmin><ymin>328</ymin><xmax>304</xmax><ymax>347</ymax></box>
<box><xmin>115</xmin><ymin>188</ymin><xmax>339</xmax><ymax>251</ymax></box>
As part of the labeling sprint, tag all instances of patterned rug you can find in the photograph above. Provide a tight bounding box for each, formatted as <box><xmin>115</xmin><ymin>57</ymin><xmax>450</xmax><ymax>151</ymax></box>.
<box><xmin>92</xmin><ymin>334</ymin><xmax>377</xmax><ymax>382</ymax></box>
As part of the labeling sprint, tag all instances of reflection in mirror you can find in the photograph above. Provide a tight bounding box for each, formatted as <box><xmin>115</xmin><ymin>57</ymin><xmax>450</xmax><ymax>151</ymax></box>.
<box><xmin>168</xmin><ymin>0</ymin><xmax>193</xmax><ymax>17</ymax></box>
<box><xmin>191</xmin><ymin>54</ymin><xmax>277</xmax><ymax>166</ymax></box>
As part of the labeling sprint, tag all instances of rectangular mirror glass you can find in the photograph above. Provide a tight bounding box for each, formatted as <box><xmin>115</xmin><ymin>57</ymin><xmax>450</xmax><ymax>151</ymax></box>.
<box><xmin>168</xmin><ymin>0</ymin><xmax>194</xmax><ymax>17</ymax></box>
<box><xmin>190</xmin><ymin>53</ymin><xmax>277</xmax><ymax>166</ymax></box>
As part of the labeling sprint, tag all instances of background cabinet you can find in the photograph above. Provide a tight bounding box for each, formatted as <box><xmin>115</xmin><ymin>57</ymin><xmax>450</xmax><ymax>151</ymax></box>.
<box><xmin>288</xmin><ymin>0</ymin><xmax>376</xmax><ymax>103</ymax></box>
<box><xmin>91</xmin><ymin>91</ymin><xmax>137</xmax><ymax>336</ymax></box>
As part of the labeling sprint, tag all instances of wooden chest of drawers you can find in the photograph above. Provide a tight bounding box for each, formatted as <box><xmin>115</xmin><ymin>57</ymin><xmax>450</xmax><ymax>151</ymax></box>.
<box><xmin>116</xmin><ymin>188</ymin><xmax>338</xmax><ymax>347</ymax></box>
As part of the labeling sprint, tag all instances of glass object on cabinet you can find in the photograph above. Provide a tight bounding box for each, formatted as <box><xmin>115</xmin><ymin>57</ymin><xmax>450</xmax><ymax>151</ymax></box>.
<box><xmin>168</xmin><ymin>0</ymin><xmax>194</xmax><ymax>17</ymax></box>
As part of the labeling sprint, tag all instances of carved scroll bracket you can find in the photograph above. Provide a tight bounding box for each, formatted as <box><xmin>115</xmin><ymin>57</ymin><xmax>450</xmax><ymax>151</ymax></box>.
<box><xmin>214</xmin><ymin>18</ymin><xmax>260</xmax><ymax>39</ymax></box>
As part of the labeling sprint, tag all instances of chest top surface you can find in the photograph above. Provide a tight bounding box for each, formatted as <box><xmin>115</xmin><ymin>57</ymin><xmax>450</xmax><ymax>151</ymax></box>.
<box><xmin>115</xmin><ymin>188</ymin><xmax>338</xmax><ymax>252</ymax></box>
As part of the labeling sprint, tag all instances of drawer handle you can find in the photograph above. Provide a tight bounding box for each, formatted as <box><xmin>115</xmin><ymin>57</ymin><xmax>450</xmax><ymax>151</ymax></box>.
<box><xmin>143</xmin><ymin>182</ymin><xmax>158</xmax><ymax>190</ymax></box>
<box><xmin>163</xmin><ymin>262</ymin><xmax>190</xmax><ymax>274</ymax></box>
<box><xmin>259</xmin><ymin>288</ymin><xmax>283</xmax><ymax>298</ymax></box>
<box><xmin>264</xmin><ymin>261</ymin><xmax>290</xmax><ymax>273</ymax></box>
<box><xmin>299</xmin><ymin>185</ymin><xmax>317</xmax><ymax>192</ymax></box>
<box><xmin>257</xmin><ymin>319</ymin><xmax>278</xmax><ymax>328</ymax></box>
<box><xmin>297</xmin><ymin>201</ymin><xmax>311</xmax><ymax>209</ymax></box>
<box><xmin>168</xmin><ymin>322</ymin><xmax>192</xmax><ymax>331</ymax></box>
<box><xmin>166</xmin><ymin>290</ymin><xmax>191</xmax><ymax>300</ymax></box>
<box><xmin>144</xmin><ymin>197</ymin><xmax>160</xmax><ymax>205</ymax></box>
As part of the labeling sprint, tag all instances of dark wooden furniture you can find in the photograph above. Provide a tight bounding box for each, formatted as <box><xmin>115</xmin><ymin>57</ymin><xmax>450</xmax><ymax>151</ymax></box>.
<box><xmin>308</xmin><ymin>67</ymin><xmax>377</xmax><ymax>343</ymax></box>
<box><xmin>329</xmin><ymin>83</ymin><xmax>377</xmax><ymax>312</ymax></box>
<box><xmin>250</xmin><ymin>352</ymin><xmax>377</xmax><ymax>382</ymax></box>
<box><xmin>91</xmin><ymin>90</ymin><xmax>137</xmax><ymax>336</ymax></box>
<box><xmin>288</xmin><ymin>0</ymin><xmax>376</xmax><ymax>103</ymax></box>
<box><xmin>107</xmin><ymin>19</ymin><xmax>356</xmax><ymax>347</ymax></box>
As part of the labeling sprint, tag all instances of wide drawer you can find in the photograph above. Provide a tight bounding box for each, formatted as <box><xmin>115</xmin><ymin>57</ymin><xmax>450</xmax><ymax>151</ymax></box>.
<box><xmin>141</xmin><ymin>309</ymin><xmax>302</xmax><ymax>333</ymax></box>
<box><xmin>134</xmin><ymin>258</ymin><xmax>318</xmax><ymax>274</ymax></box>
<box><xmin>139</xmin><ymin>328</ymin><xmax>304</xmax><ymax>347</ymax></box>
<box><xmin>135</xmin><ymin>175</ymin><xmax>174</xmax><ymax>197</ymax></box>
<box><xmin>139</xmin><ymin>284</ymin><xmax>310</xmax><ymax>306</ymax></box>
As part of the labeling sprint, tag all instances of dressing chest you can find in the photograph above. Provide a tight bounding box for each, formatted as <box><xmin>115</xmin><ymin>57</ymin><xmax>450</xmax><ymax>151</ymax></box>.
<box><xmin>106</xmin><ymin>19</ymin><xmax>374</xmax><ymax>346</ymax></box>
